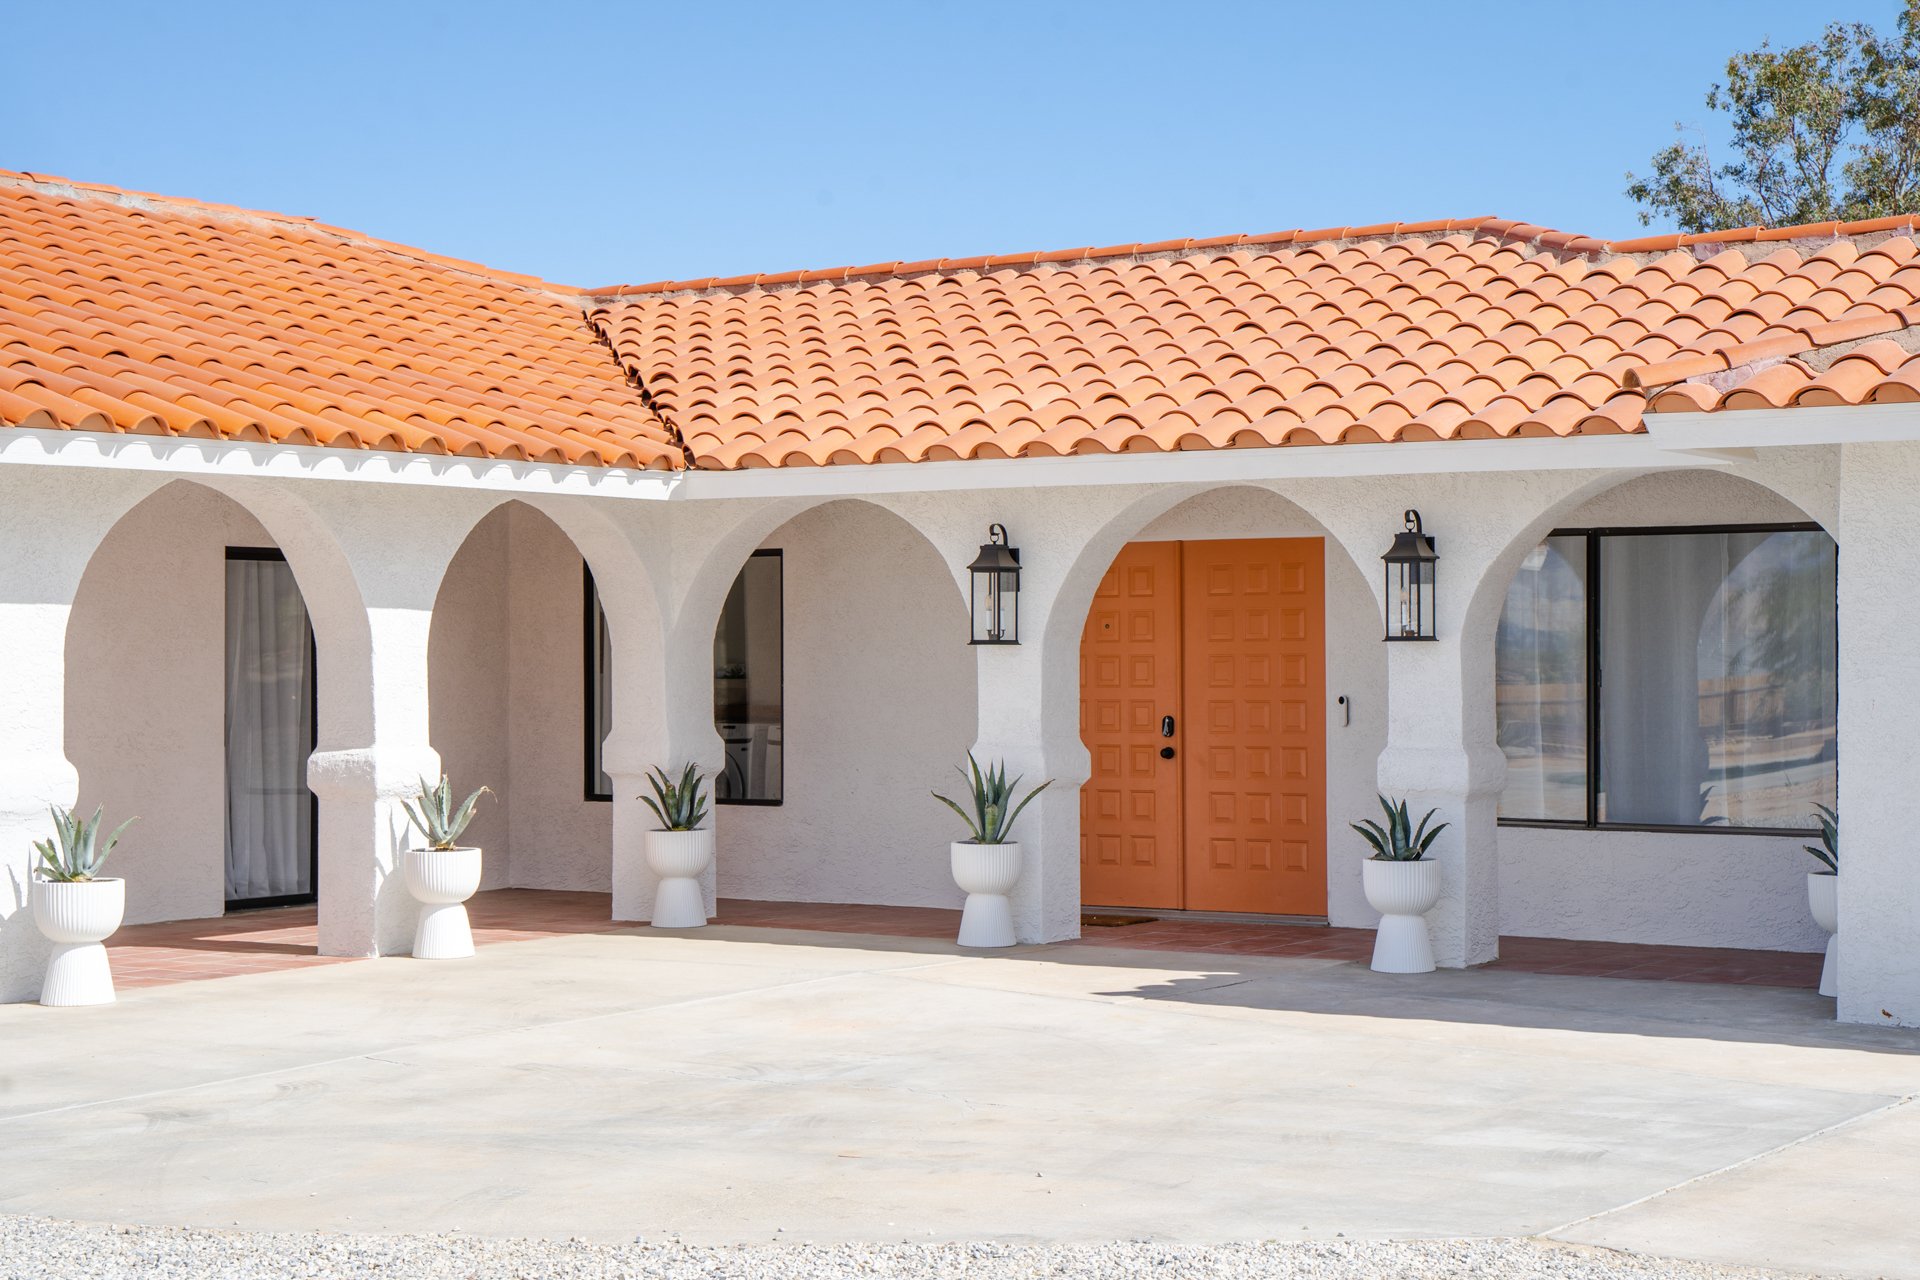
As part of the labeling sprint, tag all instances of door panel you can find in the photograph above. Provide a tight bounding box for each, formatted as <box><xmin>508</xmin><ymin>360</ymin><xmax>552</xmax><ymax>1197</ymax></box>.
<box><xmin>1079</xmin><ymin>542</ymin><xmax>1182</xmax><ymax>908</ymax></box>
<box><xmin>1179</xmin><ymin>538</ymin><xmax>1327</xmax><ymax>915</ymax></box>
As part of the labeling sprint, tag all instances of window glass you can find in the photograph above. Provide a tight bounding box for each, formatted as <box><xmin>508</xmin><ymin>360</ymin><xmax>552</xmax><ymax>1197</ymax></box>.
<box><xmin>1496</xmin><ymin>534</ymin><xmax>1589</xmax><ymax>821</ymax></box>
<box><xmin>1598</xmin><ymin>530</ymin><xmax>1836</xmax><ymax>828</ymax></box>
<box><xmin>585</xmin><ymin>571</ymin><xmax>613</xmax><ymax>800</ymax></box>
<box><xmin>714</xmin><ymin>552</ymin><xmax>783</xmax><ymax>803</ymax></box>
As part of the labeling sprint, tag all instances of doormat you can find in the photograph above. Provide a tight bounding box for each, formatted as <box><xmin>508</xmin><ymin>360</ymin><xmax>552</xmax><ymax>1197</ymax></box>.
<box><xmin>1081</xmin><ymin>913</ymin><xmax>1158</xmax><ymax>928</ymax></box>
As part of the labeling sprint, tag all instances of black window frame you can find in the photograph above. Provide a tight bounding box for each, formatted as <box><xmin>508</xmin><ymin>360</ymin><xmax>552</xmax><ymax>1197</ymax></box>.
<box><xmin>223</xmin><ymin>546</ymin><xmax>321</xmax><ymax>911</ymax></box>
<box><xmin>715</xmin><ymin>548</ymin><xmax>784</xmax><ymax>808</ymax></box>
<box><xmin>584</xmin><ymin>551</ymin><xmax>787</xmax><ymax>806</ymax></box>
<box><xmin>1495</xmin><ymin>520</ymin><xmax>1837</xmax><ymax>839</ymax></box>
<box><xmin>583</xmin><ymin>564</ymin><xmax>613</xmax><ymax>802</ymax></box>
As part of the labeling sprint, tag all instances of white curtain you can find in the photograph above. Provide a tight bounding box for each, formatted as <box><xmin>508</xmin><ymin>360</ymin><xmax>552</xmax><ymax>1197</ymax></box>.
<box><xmin>225</xmin><ymin>558</ymin><xmax>316</xmax><ymax>902</ymax></box>
<box><xmin>1598</xmin><ymin>531</ymin><xmax>1836</xmax><ymax>828</ymax></box>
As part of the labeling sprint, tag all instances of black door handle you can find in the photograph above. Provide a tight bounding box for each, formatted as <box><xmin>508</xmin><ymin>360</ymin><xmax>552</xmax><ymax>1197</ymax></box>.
<box><xmin>1159</xmin><ymin>746</ymin><xmax>1175</xmax><ymax>759</ymax></box>
<box><xmin>1160</xmin><ymin>714</ymin><xmax>1175</xmax><ymax>738</ymax></box>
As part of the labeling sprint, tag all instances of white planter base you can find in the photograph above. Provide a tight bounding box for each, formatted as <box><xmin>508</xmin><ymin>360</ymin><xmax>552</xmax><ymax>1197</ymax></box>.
<box><xmin>645</xmin><ymin>828</ymin><xmax>715</xmax><ymax>929</ymax></box>
<box><xmin>405</xmin><ymin>847</ymin><xmax>483</xmax><ymax>960</ymax></box>
<box><xmin>651</xmin><ymin>876</ymin><xmax>708</xmax><ymax>929</ymax></box>
<box><xmin>33</xmin><ymin>877</ymin><xmax>125</xmax><ymax>1006</ymax></box>
<box><xmin>958</xmin><ymin>894</ymin><xmax>1017</xmax><ymax>948</ymax></box>
<box><xmin>1807</xmin><ymin>872</ymin><xmax>1839</xmax><ymax>998</ymax></box>
<box><xmin>42</xmin><ymin>941</ymin><xmax>116</xmax><ymax>1006</ymax></box>
<box><xmin>414</xmin><ymin>902</ymin><xmax>475</xmax><ymax>960</ymax></box>
<box><xmin>951</xmin><ymin>841</ymin><xmax>1021</xmax><ymax>948</ymax></box>
<box><xmin>1370</xmin><ymin>913</ymin><xmax>1436</xmax><ymax>974</ymax></box>
<box><xmin>1361</xmin><ymin>858</ymin><xmax>1442</xmax><ymax>975</ymax></box>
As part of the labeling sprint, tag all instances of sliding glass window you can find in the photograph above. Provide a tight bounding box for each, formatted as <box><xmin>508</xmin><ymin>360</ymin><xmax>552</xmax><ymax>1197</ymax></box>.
<box><xmin>584</xmin><ymin>567</ymin><xmax>613</xmax><ymax>801</ymax></box>
<box><xmin>714</xmin><ymin>550</ymin><xmax>783</xmax><ymax>804</ymax></box>
<box><xmin>585</xmin><ymin>553</ymin><xmax>785</xmax><ymax>804</ymax></box>
<box><xmin>1496</xmin><ymin>525</ymin><xmax>1837</xmax><ymax>833</ymax></box>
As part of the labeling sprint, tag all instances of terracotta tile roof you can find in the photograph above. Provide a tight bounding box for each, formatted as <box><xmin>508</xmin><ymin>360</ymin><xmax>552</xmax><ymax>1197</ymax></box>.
<box><xmin>586</xmin><ymin>216</ymin><xmax>1920</xmax><ymax>468</ymax></box>
<box><xmin>0</xmin><ymin>170</ymin><xmax>680</xmax><ymax>469</ymax></box>
<box><xmin>7</xmin><ymin>167</ymin><xmax>1920</xmax><ymax>475</ymax></box>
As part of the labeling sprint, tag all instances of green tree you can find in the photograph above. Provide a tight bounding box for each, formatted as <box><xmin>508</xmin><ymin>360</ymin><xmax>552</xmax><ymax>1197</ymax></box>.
<box><xmin>1627</xmin><ymin>2</ymin><xmax>1920</xmax><ymax>231</ymax></box>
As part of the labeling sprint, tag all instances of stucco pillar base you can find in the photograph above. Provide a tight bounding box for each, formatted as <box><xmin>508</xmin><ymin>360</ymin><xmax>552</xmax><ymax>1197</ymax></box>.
<box><xmin>1836</xmin><ymin>442</ymin><xmax>1920</xmax><ymax>1026</ymax></box>
<box><xmin>308</xmin><ymin>747</ymin><xmax>441</xmax><ymax>957</ymax></box>
<box><xmin>1374</xmin><ymin>744</ymin><xmax>1504</xmax><ymax>969</ymax></box>
<box><xmin>0</xmin><ymin>612</ymin><xmax>82</xmax><ymax>1004</ymax></box>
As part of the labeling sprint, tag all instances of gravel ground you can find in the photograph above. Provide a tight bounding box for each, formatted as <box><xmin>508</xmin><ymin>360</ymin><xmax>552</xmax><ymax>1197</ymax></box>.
<box><xmin>0</xmin><ymin>1217</ymin><xmax>1822</xmax><ymax>1280</ymax></box>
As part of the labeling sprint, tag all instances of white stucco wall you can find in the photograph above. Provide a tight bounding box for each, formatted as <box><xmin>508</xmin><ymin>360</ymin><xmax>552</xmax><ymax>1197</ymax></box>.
<box><xmin>1493</xmin><ymin>470</ymin><xmax>1830</xmax><ymax>952</ymax></box>
<box><xmin>428</xmin><ymin>503</ymin><xmax>613</xmax><ymax>893</ymax></box>
<box><xmin>715</xmin><ymin>500</ymin><xmax>979</xmax><ymax>908</ymax></box>
<box><xmin>427</xmin><ymin>507</ymin><xmax>512</xmax><ymax>889</ymax></box>
<box><xmin>504</xmin><ymin>506</ymin><xmax>613</xmax><ymax>890</ymax></box>
<box><xmin>65</xmin><ymin>482</ymin><xmax>276</xmax><ymax>925</ymax></box>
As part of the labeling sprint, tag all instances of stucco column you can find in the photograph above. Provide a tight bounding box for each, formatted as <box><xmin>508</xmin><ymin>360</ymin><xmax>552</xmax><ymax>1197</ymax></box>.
<box><xmin>306</xmin><ymin>604</ymin><xmax>442</xmax><ymax>957</ymax></box>
<box><xmin>971</xmin><ymin>639</ymin><xmax>1089</xmax><ymax>945</ymax></box>
<box><xmin>1374</xmin><ymin>645</ymin><xmax>1507</xmax><ymax>969</ymax></box>
<box><xmin>0</xmin><ymin>593</ymin><xmax>78</xmax><ymax>1003</ymax></box>
<box><xmin>607</xmin><ymin>609</ymin><xmax>726</xmax><ymax>923</ymax></box>
<box><xmin>1835</xmin><ymin>442</ymin><xmax>1920</xmax><ymax>1027</ymax></box>
<box><xmin>0</xmin><ymin>469</ymin><xmax>156</xmax><ymax>1002</ymax></box>
<box><xmin>1315</xmin><ymin>483</ymin><xmax>1518</xmax><ymax>971</ymax></box>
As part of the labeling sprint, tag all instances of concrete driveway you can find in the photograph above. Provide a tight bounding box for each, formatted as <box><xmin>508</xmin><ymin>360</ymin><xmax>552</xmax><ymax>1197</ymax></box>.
<box><xmin>1</xmin><ymin>926</ymin><xmax>1915</xmax><ymax>1278</ymax></box>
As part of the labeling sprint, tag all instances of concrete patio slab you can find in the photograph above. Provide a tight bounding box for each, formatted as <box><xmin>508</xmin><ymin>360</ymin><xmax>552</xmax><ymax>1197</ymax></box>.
<box><xmin>1554</xmin><ymin>1095</ymin><xmax>1920</xmax><ymax>1279</ymax></box>
<box><xmin>1</xmin><ymin>927</ymin><xmax>1915</xmax><ymax>1275</ymax></box>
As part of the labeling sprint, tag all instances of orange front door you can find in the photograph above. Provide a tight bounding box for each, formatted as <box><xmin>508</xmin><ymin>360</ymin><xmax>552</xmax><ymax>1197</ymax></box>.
<box><xmin>1079</xmin><ymin>538</ymin><xmax>1327</xmax><ymax>916</ymax></box>
<box><xmin>1079</xmin><ymin>542</ymin><xmax>1183</xmax><ymax>909</ymax></box>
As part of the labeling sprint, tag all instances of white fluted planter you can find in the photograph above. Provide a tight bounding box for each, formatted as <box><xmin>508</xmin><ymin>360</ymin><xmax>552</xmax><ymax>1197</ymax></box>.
<box><xmin>645</xmin><ymin>828</ymin><xmax>714</xmax><ymax>928</ymax></box>
<box><xmin>951</xmin><ymin>841</ymin><xmax>1021</xmax><ymax>948</ymax></box>
<box><xmin>1807</xmin><ymin>871</ymin><xmax>1839</xmax><ymax>998</ymax></box>
<box><xmin>404</xmin><ymin>847</ymin><xmax>483</xmax><ymax>959</ymax></box>
<box><xmin>32</xmin><ymin>877</ymin><xmax>125</xmax><ymax>1006</ymax></box>
<box><xmin>1362</xmin><ymin>857</ymin><xmax>1441</xmax><ymax>974</ymax></box>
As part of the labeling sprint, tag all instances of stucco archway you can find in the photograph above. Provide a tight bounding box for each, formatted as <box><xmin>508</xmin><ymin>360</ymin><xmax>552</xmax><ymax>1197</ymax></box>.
<box><xmin>62</xmin><ymin>478</ymin><xmax>367</xmax><ymax>933</ymax></box>
<box><xmin>673</xmin><ymin>497</ymin><xmax>978</xmax><ymax>911</ymax></box>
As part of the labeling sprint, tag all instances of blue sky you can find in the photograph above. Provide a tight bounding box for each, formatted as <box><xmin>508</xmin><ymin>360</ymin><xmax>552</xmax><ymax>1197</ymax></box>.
<box><xmin>7</xmin><ymin>1</ymin><xmax>1905</xmax><ymax>286</ymax></box>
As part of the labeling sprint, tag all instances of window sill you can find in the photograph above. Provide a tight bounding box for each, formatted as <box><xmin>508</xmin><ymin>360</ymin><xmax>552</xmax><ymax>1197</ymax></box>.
<box><xmin>1497</xmin><ymin>818</ymin><xmax>1815</xmax><ymax>839</ymax></box>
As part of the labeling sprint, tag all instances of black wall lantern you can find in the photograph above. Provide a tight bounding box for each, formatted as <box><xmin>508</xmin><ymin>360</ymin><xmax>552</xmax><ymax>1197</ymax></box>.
<box><xmin>968</xmin><ymin>524</ymin><xmax>1022</xmax><ymax>645</ymax></box>
<box><xmin>1382</xmin><ymin>509</ymin><xmax>1438</xmax><ymax>641</ymax></box>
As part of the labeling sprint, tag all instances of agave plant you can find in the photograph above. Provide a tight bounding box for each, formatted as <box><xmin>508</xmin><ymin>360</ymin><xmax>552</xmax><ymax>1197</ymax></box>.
<box><xmin>32</xmin><ymin>805</ymin><xmax>136</xmax><ymax>883</ymax></box>
<box><xmin>401</xmin><ymin>775</ymin><xmax>492</xmax><ymax>850</ymax></box>
<box><xmin>1351</xmin><ymin>794</ymin><xmax>1447</xmax><ymax>862</ymax></box>
<box><xmin>1803</xmin><ymin>803</ymin><xmax>1838</xmax><ymax>873</ymax></box>
<box><xmin>641</xmin><ymin>763</ymin><xmax>709</xmax><ymax>832</ymax></box>
<box><xmin>933</xmin><ymin>754</ymin><xmax>1053</xmax><ymax>845</ymax></box>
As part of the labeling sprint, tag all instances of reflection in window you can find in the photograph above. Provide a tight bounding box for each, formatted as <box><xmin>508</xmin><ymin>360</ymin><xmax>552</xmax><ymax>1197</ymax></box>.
<box><xmin>1496</xmin><ymin>527</ymin><xmax>1836</xmax><ymax>832</ymax></box>
<box><xmin>1495</xmin><ymin>534</ymin><xmax>1587</xmax><ymax>821</ymax></box>
<box><xmin>1599</xmin><ymin>530</ymin><xmax>1836</xmax><ymax>828</ymax></box>
<box><xmin>714</xmin><ymin>551</ymin><xmax>783</xmax><ymax>804</ymax></box>
<box><xmin>585</xmin><ymin>568</ymin><xmax>613</xmax><ymax>800</ymax></box>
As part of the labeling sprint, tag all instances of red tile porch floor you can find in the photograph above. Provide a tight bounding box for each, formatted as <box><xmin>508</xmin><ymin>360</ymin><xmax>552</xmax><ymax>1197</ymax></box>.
<box><xmin>103</xmin><ymin>890</ymin><xmax>1823</xmax><ymax>991</ymax></box>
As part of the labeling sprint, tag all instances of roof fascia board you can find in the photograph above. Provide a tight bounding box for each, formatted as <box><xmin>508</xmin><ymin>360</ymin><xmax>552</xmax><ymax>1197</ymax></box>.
<box><xmin>668</xmin><ymin>434</ymin><xmax>1730</xmax><ymax>500</ymax></box>
<box><xmin>0</xmin><ymin>427</ymin><xmax>682</xmax><ymax>501</ymax></box>
<box><xmin>1647</xmin><ymin>403</ymin><xmax>1920</xmax><ymax>452</ymax></box>
<box><xmin>0</xmin><ymin>427</ymin><xmax>1735</xmax><ymax>502</ymax></box>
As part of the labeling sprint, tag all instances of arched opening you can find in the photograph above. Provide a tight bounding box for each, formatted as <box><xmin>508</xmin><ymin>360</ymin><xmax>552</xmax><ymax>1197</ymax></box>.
<box><xmin>65</xmin><ymin>480</ymin><xmax>325</xmax><ymax>927</ymax></box>
<box><xmin>1486</xmin><ymin>468</ymin><xmax>1837</xmax><ymax>953</ymax></box>
<box><xmin>700</xmin><ymin>498</ymin><xmax>978</xmax><ymax>910</ymax></box>
<box><xmin>1062</xmin><ymin>485</ymin><xmax>1384</xmax><ymax>927</ymax></box>
<box><xmin>427</xmin><ymin>500</ymin><xmax>628</xmax><ymax>895</ymax></box>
